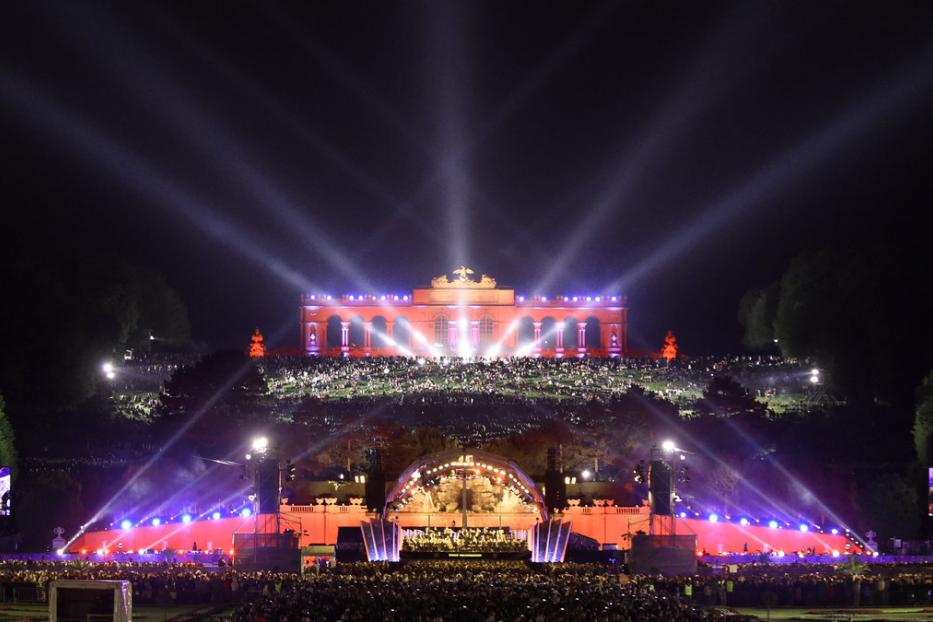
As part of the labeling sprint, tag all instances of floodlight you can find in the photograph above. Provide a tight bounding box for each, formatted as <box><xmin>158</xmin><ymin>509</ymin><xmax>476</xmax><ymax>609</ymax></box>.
<box><xmin>251</xmin><ymin>437</ymin><xmax>269</xmax><ymax>452</ymax></box>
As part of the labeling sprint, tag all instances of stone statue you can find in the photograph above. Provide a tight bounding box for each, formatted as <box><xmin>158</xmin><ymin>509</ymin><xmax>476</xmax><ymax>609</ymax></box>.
<box><xmin>431</xmin><ymin>267</ymin><xmax>497</xmax><ymax>289</ymax></box>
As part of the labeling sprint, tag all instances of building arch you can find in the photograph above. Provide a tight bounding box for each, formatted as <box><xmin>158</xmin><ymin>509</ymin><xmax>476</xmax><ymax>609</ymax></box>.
<box><xmin>349</xmin><ymin>315</ymin><xmax>365</xmax><ymax>348</ymax></box>
<box><xmin>385</xmin><ymin>449</ymin><xmax>548</xmax><ymax>520</ymax></box>
<box><xmin>540</xmin><ymin>317</ymin><xmax>557</xmax><ymax>349</ymax></box>
<box><xmin>585</xmin><ymin>316</ymin><xmax>601</xmax><ymax>349</ymax></box>
<box><xmin>326</xmin><ymin>315</ymin><xmax>343</xmax><ymax>349</ymax></box>
<box><xmin>371</xmin><ymin>316</ymin><xmax>388</xmax><ymax>347</ymax></box>
<box><xmin>517</xmin><ymin>316</ymin><xmax>535</xmax><ymax>346</ymax></box>
<box><xmin>393</xmin><ymin>317</ymin><xmax>412</xmax><ymax>350</ymax></box>
<box><xmin>563</xmin><ymin>317</ymin><xmax>579</xmax><ymax>348</ymax></box>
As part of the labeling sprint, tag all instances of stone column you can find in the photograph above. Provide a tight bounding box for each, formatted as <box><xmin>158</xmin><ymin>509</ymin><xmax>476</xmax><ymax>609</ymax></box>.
<box><xmin>341</xmin><ymin>321</ymin><xmax>350</xmax><ymax>355</ymax></box>
<box><xmin>608</xmin><ymin>323</ymin><xmax>621</xmax><ymax>357</ymax></box>
<box><xmin>471</xmin><ymin>321</ymin><xmax>480</xmax><ymax>349</ymax></box>
<box><xmin>386</xmin><ymin>319</ymin><xmax>395</xmax><ymax>349</ymax></box>
<box><xmin>307</xmin><ymin>322</ymin><xmax>320</xmax><ymax>355</ymax></box>
<box><xmin>532</xmin><ymin>321</ymin><xmax>542</xmax><ymax>356</ymax></box>
<box><xmin>578</xmin><ymin>324</ymin><xmax>587</xmax><ymax>357</ymax></box>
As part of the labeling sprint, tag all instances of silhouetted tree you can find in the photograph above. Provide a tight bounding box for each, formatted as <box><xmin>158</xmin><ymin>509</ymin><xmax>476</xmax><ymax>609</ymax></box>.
<box><xmin>738</xmin><ymin>283</ymin><xmax>779</xmax><ymax>351</ymax></box>
<box><xmin>0</xmin><ymin>256</ymin><xmax>191</xmax><ymax>416</ymax></box>
<box><xmin>695</xmin><ymin>375</ymin><xmax>767</xmax><ymax>417</ymax></box>
<box><xmin>0</xmin><ymin>395</ymin><xmax>15</xmax><ymax>473</ymax></box>
<box><xmin>740</xmin><ymin>246</ymin><xmax>933</xmax><ymax>407</ymax></box>
<box><xmin>913</xmin><ymin>370</ymin><xmax>933</xmax><ymax>465</ymax></box>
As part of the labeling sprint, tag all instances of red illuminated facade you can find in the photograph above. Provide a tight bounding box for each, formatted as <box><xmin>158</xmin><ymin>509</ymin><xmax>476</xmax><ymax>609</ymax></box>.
<box><xmin>299</xmin><ymin>268</ymin><xmax>628</xmax><ymax>358</ymax></box>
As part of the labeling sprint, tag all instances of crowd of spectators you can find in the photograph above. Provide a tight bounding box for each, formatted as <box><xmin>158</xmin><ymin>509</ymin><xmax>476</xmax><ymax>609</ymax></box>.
<box><xmin>236</xmin><ymin>561</ymin><xmax>710</xmax><ymax>621</ymax></box>
<box><xmin>402</xmin><ymin>527</ymin><xmax>529</xmax><ymax>553</ymax></box>
<box><xmin>262</xmin><ymin>355</ymin><xmax>814</xmax><ymax>409</ymax></box>
<box><xmin>3</xmin><ymin>558</ymin><xmax>933</xmax><ymax>617</ymax></box>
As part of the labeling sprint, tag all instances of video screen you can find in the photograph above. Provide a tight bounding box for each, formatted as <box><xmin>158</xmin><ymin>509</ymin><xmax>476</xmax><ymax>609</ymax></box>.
<box><xmin>0</xmin><ymin>467</ymin><xmax>10</xmax><ymax>516</ymax></box>
<box><xmin>928</xmin><ymin>468</ymin><xmax>933</xmax><ymax>517</ymax></box>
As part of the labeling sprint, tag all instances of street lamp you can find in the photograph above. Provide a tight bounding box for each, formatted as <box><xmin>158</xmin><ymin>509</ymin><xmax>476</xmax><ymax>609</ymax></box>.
<box><xmin>251</xmin><ymin>436</ymin><xmax>269</xmax><ymax>453</ymax></box>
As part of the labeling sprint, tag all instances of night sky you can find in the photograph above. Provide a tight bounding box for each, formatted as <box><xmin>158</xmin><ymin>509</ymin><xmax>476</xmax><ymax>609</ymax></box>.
<box><xmin>2</xmin><ymin>1</ymin><xmax>932</xmax><ymax>353</ymax></box>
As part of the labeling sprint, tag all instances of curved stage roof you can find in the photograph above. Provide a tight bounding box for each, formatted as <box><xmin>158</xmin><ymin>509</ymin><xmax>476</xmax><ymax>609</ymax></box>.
<box><xmin>385</xmin><ymin>449</ymin><xmax>547</xmax><ymax>519</ymax></box>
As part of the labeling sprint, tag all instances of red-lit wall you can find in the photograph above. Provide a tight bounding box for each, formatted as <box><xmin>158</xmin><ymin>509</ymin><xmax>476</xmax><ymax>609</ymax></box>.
<box><xmin>70</xmin><ymin>506</ymin><xmax>857</xmax><ymax>557</ymax></box>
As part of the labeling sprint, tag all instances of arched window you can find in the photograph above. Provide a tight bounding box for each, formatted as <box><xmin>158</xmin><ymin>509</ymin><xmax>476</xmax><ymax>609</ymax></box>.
<box><xmin>563</xmin><ymin>318</ymin><xmax>579</xmax><ymax>348</ymax></box>
<box><xmin>540</xmin><ymin>317</ymin><xmax>557</xmax><ymax>349</ymax></box>
<box><xmin>585</xmin><ymin>317</ymin><xmax>601</xmax><ymax>349</ymax></box>
<box><xmin>349</xmin><ymin>315</ymin><xmax>365</xmax><ymax>348</ymax></box>
<box><xmin>517</xmin><ymin>317</ymin><xmax>535</xmax><ymax>346</ymax></box>
<box><xmin>393</xmin><ymin>317</ymin><xmax>412</xmax><ymax>350</ymax></box>
<box><xmin>434</xmin><ymin>315</ymin><xmax>448</xmax><ymax>347</ymax></box>
<box><xmin>371</xmin><ymin>316</ymin><xmax>388</xmax><ymax>347</ymax></box>
<box><xmin>326</xmin><ymin>316</ymin><xmax>343</xmax><ymax>348</ymax></box>
<box><xmin>479</xmin><ymin>317</ymin><xmax>494</xmax><ymax>347</ymax></box>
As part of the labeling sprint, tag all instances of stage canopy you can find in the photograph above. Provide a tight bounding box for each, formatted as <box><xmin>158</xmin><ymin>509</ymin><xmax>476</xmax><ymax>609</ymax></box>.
<box><xmin>385</xmin><ymin>449</ymin><xmax>547</xmax><ymax>519</ymax></box>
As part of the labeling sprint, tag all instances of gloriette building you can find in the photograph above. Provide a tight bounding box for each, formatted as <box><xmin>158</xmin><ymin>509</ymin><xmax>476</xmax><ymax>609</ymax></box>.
<box><xmin>299</xmin><ymin>267</ymin><xmax>628</xmax><ymax>357</ymax></box>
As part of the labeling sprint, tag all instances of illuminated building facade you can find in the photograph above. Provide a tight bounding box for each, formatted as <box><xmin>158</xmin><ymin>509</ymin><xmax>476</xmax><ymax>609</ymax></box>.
<box><xmin>299</xmin><ymin>268</ymin><xmax>628</xmax><ymax>357</ymax></box>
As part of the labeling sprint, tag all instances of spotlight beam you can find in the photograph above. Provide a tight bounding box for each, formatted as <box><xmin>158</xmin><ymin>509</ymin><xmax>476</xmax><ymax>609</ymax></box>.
<box><xmin>532</xmin><ymin>5</ymin><xmax>774</xmax><ymax>294</ymax></box>
<box><xmin>356</xmin><ymin>0</ymin><xmax>628</xmax><ymax>258</ymax></box>
<box><xmin>0</xmin><ymin>73</ymin><xmax>321</xmax><ymax>295</ymax></box>
<box><xmin>59</xmin><ymin>318</ymin><xmax>295</xmax><ymax>551</ymax></box>
<box><xmin>603</xmin><ymin>50</ymin><xmax>933</xmax><ymax>293</ymax></box>
<box><xmin>33</xmin><ymin>5</ymin><xmax>407</xmax><ymax>296</ymax></box>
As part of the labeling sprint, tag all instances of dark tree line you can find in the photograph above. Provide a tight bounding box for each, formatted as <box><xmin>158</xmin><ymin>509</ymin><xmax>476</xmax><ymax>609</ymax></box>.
<box><xmin>739</xmin><ymin>245</ymin><xmax>932</xmax><ymax>409</ymax></box>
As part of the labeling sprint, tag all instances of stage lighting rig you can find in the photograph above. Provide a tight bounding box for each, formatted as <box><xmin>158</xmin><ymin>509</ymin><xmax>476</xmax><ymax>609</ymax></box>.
<box><xmin>633</xmin><ymin>460</ymin><xmax>646</xmax><ymax>484</ymax></box>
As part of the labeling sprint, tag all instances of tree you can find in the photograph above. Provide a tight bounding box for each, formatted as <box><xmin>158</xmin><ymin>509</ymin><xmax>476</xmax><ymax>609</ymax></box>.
<box><xmin>743</xmin><ymin>246</ymin><xmax>933</xmax><ymax>407</ymax></box>
<box><xmin>0</xmin><ymin>255</ymin><xmax>191</xmax><ymax>416</ymax></box>
<box><xmin>913</xmin><ymin>370</ymin><xmax>933</xmax><ymax>465</ymax></box>
<box><xmin>660</xmin><ymin>331</ymin><xmax>678</xmax><ymax>363</ymax></box>
<box><xmin>738</xmin><ymin>283</ymin><xmax>779</xmax><ymax>351</ymax></box>
<box><xmin>0</xmin><ymin>395</ymin><xmax>15</xmax><ymax>472</ymax></box>
<box><xmin>695</xmin><ymin>375</ymin><xmax>767</xmax><ymax>417</ymax></box>
<box><xmin>858</xmin><ymin>471</ymin><xmax>920</xmax><ymax>544</ymax></box>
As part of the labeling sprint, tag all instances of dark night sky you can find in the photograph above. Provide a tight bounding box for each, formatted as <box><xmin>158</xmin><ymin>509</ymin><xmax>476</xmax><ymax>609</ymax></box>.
<box><xmin>2</xmin><ymin>1</ymin><xmax>932</xmax><ymax>353</ymax></box>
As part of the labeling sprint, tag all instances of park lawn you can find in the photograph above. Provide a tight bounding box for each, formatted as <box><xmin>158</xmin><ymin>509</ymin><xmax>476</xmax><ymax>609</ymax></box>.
<box><xmin>734</xmin><ymin>606</ymin><xmax>933</xmax><ymax>621</ymax></box>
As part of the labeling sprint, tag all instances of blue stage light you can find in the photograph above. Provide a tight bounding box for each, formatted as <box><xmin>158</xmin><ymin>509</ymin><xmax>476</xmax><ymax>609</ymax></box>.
<box><xmin>181</xmin><ymin>514</ymin><xmax>192</xmax><ymax>524</ymax></box>
<box><xmin>739</xmin><ymin>518</ymin><xmax>749</xmax><ymax>526</ymax></box>
<box><xmin>831</xmin><ymin>528</ymin><xmax>839</xmax><ymax>535</ymax></box>
<box><xmin>120</xmin><ymin>519</ymin><xmax>132</xmax><ymax>530</ymax></box>
<box><xmin>240</xmin><ymin>507</ymin><xmax>252</xmax><ymax>518</ymax></box>
<box><xmin>708</xmin><ymin>513</ymin><xmax>718</xmax><ymax>523</ymax></box>
<box><xmin>151</xmin><ymin>518</ymin><xmax>161</xmax><ymax>527</ymax></box>
<box><xmin>799</xmin><ymin>524</ymin><xmax>808</xmax><ymax>532</ymax></box>
<box><xmin>212</xmin><ymin>511</ymin><xmax>221</xmax><ymax>520</ymax></box>
<box><xmin>768</xmin><ymin>520</ymin><xmax>779</xmax><ymax>529</ymax></box>
<box><xmin>679</xmin><ymin>511</ymin><xmax>687</xmax><ymax>518</ymax></box>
